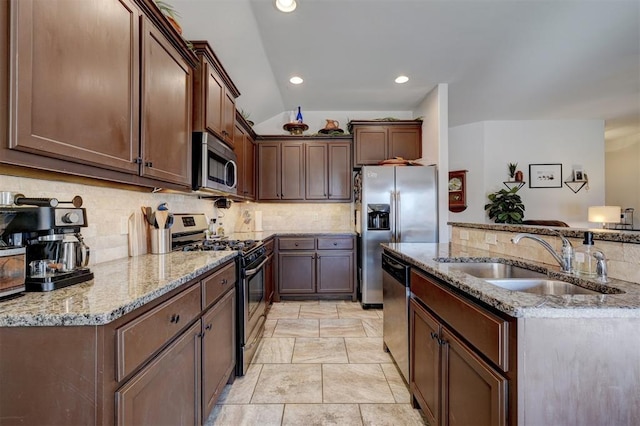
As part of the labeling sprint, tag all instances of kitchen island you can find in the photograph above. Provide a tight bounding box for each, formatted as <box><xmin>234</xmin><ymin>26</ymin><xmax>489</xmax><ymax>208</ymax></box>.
<box><xmin>383</xmin><ymin>241</ymin><xmax>640</xmax><ymax>426</ymax></box>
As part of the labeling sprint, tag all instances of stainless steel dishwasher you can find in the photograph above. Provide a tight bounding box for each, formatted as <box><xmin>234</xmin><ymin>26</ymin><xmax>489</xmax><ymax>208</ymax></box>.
<box><xmin>382</xmin><ymin>252</ymin><xmax>410</xmax><ymax>382</ymax></box>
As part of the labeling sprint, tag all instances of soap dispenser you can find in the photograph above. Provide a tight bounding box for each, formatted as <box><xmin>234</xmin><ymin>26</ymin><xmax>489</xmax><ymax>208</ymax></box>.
<box><xmin>574</xmin><ymin>231</ymin><xmax>596</xmax><ymax>277</ymax></box>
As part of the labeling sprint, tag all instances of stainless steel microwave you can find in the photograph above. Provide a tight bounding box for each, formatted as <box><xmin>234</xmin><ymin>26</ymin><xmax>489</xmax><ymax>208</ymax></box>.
<box><xmin>192</xmin><ymin>132</ymin><xmax>237</xmax><ymax>195</ymax></box>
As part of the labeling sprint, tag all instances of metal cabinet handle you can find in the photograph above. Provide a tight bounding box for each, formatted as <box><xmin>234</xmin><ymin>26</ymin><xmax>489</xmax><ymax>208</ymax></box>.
<box><xmin>205</xmin><ymin>323</ymin><xmax>212</xmax><ymax>331</ymax></box>
<box><xmin>170</xmin><ymin>314</ymin><xmax>181</xmax><ymax>324</ymax></box>
<box><xmin>145</xmin><ymin>161</ymin><xmax>153</xmax><ymax>168</ymax></box>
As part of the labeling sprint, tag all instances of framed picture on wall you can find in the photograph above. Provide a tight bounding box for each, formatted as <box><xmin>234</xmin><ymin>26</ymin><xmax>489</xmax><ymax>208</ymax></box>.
<box><xmin>529</xmin><ymin>163</ymin><xmax>562</xmax><ymax>188</ymax></box>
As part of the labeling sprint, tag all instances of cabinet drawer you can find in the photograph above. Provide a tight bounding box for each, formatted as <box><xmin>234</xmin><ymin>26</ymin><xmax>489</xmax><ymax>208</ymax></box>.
<box><xmin>317</xmin><ymin>237</ymin><xmax>353</xmax><ymax>250</ymax></box>
<box><xmin>202</xmin><ymin>261</ymin><xmax>236</xmax><ymax>309</ymax></box>
<box><xmin>116</xmin><ymin>284</ymin><xmax>201</xmax><ymax>381</ymax></box>
<box><xmin>278</xmin><ymin>237</ymin><xmax>315</xmax><ymax>250</ymax></box>
<box><xmin>411</xmin><ymin>270</ymin><xmax>509</xmax><ymax>371</ymax></box>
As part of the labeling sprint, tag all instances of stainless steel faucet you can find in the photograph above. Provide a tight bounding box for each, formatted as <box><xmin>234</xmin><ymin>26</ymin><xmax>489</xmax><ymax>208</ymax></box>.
<box><xmin>511</xmin><ymin>232</ymin><xmax>574</xmax><ymax>273</ymax></box>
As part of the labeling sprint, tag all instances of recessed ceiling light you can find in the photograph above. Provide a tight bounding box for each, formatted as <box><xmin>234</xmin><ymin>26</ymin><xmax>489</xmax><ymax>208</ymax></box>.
<box><xmin>290</xmin><ymin>76</ymin><xmax>303</xmax><ymax>85</ymax></box>
<box><xmin>395</xmin><ymin>75</ymin><xmax>409</xmax><ymax>84</ymax></box>
<box><xmin>275</xmin><ymin>0</ymin><xmax>297</xmax><ymax>13</ymax></box>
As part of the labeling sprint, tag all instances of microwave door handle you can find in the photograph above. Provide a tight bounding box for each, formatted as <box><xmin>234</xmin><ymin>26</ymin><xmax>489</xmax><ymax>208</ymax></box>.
<box><xmin>225</xmin><ymin>160</ymin><xmax>238</xmax><ymax>189</ymax></box>
<box><xmin>202</xmin><ymin>143</ymin><xmax>209</xmax><ymax>185</ymax></box>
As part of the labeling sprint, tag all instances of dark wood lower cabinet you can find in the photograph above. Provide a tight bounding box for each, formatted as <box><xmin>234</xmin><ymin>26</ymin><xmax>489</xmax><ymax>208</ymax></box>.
<box><xmin>279</xmin><ymin>252</ymin><xmax>316</xmax><ymax>294</ymax></box>
<box><xmin>442</xmin><ymin>328</ymin><xmax>507</xmax><ymax>426</ymax></box>
<box><xmin>410</xmin><ymin>299</ymin><xmax>441</xmax><ymax>426</ymax></box>
<box><xmin>116</xmin><ymin>321</ymin><xmax>202</xmax><ymax>426</ymax></box>
<box><xmin>410</xmin><ymin>269</ymin><xmax>511</xmax><ymax>426</ymax></box>
<box><xmin>201</xmin><ymin>288</ymin><xmax>235</xmax><ymax>419</ymax></box>
<box><xmin>276</xmin><ymin>235</ymin><xmax>356</xmax><ymax>301</ymax></box>
<box><xmin>0</xmin><ymin>260</ymin><xmax>236</xmax><ymax>426</ymax></box>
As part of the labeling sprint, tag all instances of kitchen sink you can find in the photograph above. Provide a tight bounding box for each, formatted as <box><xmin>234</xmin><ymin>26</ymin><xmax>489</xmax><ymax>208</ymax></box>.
<box><xmin>485</xmin><ymin>279</ymin><xmax>603</xmax><ymax>295</ymax></box>
<box><xmin>446</xmin><ymin>262</ymin><xmax>547</xmax><ymax>279</ymax></box>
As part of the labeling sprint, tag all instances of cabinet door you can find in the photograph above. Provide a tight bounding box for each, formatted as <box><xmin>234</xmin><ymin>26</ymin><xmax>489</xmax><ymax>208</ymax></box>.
<box><xmin>10</xmin><ymin>0</ymin><xmax>140</xmax><ymax>174</ymax></box>
<box><xmin>354</xmin><ymin>127</ymin><xmax>387</xmax><ymax>165</ymax></box>
<box><xmin>442</xmin><ymin>328</ymin><xmax>507</xmax><ymax>426</ymax></box>
<box><xmin>388</xmin><ymin>126</ymin><xmax>421</xmax><ymax>161</ymax></box>
<box><xmin>258</xmin><ymin>143</ymin><xmax>281</xmax><ymax>200</ymax></box>
<box><xmin>141</xmin><ymin>19</ymin><xmax>192</xmax><ymax>186</ymax></box>
<box><xmin>317</xmin><ymin>251</ymin><xmax>353</xmax><ymax>293</ymax></box>
<box><xmin>222</xmin><ymin>91</ymin><xmax>236</xmax><ymax>146</ymax></box>
<box><xmin>234</xmin><ymin>124</ymin><xmax>247</xmax><ymax>195</ymax></box>
<box><xmin>410</xmin><ymin>299</ymin><xmax>441</xmax><ymax>426</ymax></box>
<box><xmin>328</xmin><ymin>143</ymin><xmax>352</xmax><ymax>200</ymax></box>
<box><xmin>281</xmin><ymin>143</ymin><xmax>305</xmax><ymax>200</ymax></box>
<box><xmin>305</xmin><ymin>143</ymin><xmax>328</xmax><ymax>200</ymax></box>
<box><xmin>202</xmin><ymin>288</ymin><xmax>235</xmax><ymax>420</ymax></box>
<box><xmin>244</xmin><ymin>138</ymin><xmax>256</xmax><ymax>199</ymax></box>
<box><xmin>116</xmin><ymin>321</ymin><xmax>201</xmax><ymax>426</ymax></box>
<box><xmin>278</xmin><ymin>252</ymin><xmax>315</xmax><ymax>294</ymax></box>
<box><xmin>204</xmin><ymin>61</ymin><xmax>224</xmax><ymax>138</ymax></box>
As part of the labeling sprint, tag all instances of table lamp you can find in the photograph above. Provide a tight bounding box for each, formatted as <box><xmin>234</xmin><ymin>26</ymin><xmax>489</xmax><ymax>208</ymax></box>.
<box><xmin>588</xmin><ymin>206</ymin><xmax>621</xmax><ymax>228</ymax></box>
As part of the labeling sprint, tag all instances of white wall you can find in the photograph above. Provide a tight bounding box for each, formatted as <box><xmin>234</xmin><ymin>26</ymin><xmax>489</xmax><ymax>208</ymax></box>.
<box><xmin>415</xmin><ymin>84</ymin><xmax>449</xmax><ymax>242</ymax></box>
<box><xmin>449</xmin><ymin>120</ymin><xmax>605</xmax><ymax>227</ymax></box>
<box><xmin>605</xmin><ymin>132</ymin><xmax>640</xmax><ymax>229</ymax></box>
<box><xmin>449</xmin><ymin>122</ymin><xmax>486</xmax><ymax>223</ymax></box>
<box><xmin>253</xmin><ymin>110</ymin><xmax>413</xmax><ymax>135</ymax></box>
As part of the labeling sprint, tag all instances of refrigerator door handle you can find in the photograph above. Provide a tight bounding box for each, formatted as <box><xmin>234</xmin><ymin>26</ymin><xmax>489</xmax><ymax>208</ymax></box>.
<box><xmin>390</xmin><ymin>190</ymin><xmax>396</xmax><ymax>243</ymax></box>
<box><xmin>396</xmin><ymin>191</ymin><xmax>401</xmax><ymax>241</ymax></box>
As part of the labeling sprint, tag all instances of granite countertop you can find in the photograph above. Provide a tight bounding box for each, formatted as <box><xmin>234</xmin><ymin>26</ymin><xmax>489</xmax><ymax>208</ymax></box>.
<box><xmin>0</xmin><ymin>230</ymin><xmax>357</xmax><ymax>328</ymax></box>
<box><xmin>383</xmin><ymin>242</ymin><xmax>640</xmax><ymax>319</ymax></box>
<box><xmin>0</xmin><ymin>251</ymin><xmax>237</xmax><ymax>327</ymax></box>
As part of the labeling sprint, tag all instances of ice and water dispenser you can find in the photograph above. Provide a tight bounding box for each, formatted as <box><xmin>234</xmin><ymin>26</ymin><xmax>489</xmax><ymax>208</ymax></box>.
<box><xmin>367</xmin><ymin>204</ymin><xmax>390</xmax><ymax>230</ymax></box>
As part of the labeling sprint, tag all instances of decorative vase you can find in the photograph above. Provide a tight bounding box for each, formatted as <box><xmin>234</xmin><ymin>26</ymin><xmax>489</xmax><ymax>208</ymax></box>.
<box><xmin>515</xmin><ymin>171</ymin><xmax>524</xmax><ymax>182</ymax></box>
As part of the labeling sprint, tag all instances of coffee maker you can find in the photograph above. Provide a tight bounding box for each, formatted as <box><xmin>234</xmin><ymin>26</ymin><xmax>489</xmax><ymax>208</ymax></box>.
<box><xmin>1</xmin><ymin>200</ymin><xmax>93</xmax><ymax>292</ymax></box>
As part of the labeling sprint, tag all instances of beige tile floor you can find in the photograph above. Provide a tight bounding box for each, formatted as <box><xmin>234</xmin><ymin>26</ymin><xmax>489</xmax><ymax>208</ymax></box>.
<box><xmin>205</xmin><ymin>301</ymin><xmax>427</xmax><ymax>426</ymax></box>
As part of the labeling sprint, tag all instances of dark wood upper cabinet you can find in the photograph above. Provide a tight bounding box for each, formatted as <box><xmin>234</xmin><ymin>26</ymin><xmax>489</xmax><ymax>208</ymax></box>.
<box><xmin>257</xmin><ymin>140</ymin><xmax>304</xmax><ymax>201</ymax></box>
<box><xmin>328</xmin><ymin>142</ymin><xmax>352</xmax><ymax>200</ymax></box>
<box><xmin>191</xmin><ymin>41</ymin><xmax>240</xmax><ymax>148</ymax></box>
<box><xmin>234</xmin><ymin>114</ymin><xmax>256</xmax><ymax>200</ymax></box>
<box><xmin>305</xmin><ymin>143</ymin><xmax>328</xmax><ymax>199</ymax></box>
<box><xmin>257</xmin><ymin>136</ymin><xmax>352</xmax><ymax>202</ymax></box>
<box><xmin>3</xmin><ymin>0</ymin><xmax>197</xmax><ymax>190</ymax></box>
<box><xmin>0</xmin><ymin>0</ymin><xmax>8</xmax><ymax>154</ymax></box>
<box><xmin>9</xmin><ymin>0</ymin><xmax>141</xmax><ymax>174</ymax></box>
<box><xmin>257</xmin><ymin>142</ymin><xmax>281</xmax><ymax>200</ymax></box>
<box><xmin>351</xmin><ymin>120</ymin><xmax>422</xmax><ymax>167</ymax></box>
<box><xmin>141</xmin><ymin>18</ymin><xmax>192</xmax><ymax>186</ymax></box>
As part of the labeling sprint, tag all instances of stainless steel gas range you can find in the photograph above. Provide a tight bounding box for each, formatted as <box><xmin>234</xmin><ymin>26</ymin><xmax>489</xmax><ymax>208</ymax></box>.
<box><xmin>171</xmin><ymin>214</ymin><xmax>267</xmax><ymax>376</ymax></box>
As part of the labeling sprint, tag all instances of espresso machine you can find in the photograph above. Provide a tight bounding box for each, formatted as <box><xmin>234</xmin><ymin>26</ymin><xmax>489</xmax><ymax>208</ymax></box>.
<box><xmin>1</xmin><ymin>196</ymin><xmax>93</xmax><ymax>293</ymax></box>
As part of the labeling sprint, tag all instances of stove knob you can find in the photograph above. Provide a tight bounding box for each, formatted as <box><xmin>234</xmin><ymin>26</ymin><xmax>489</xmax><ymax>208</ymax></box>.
<box><xmin>62</xmin><ymin>212</ymin><xmax>80</xmax><ymax>224</ymax></box>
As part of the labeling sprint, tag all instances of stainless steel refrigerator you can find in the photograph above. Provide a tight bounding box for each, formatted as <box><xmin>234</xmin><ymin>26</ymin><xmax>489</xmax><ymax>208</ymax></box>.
<box><xmin>357</xmin><ymin>165</ymin><xmax>438</xmax><ymax>307</ymax></box>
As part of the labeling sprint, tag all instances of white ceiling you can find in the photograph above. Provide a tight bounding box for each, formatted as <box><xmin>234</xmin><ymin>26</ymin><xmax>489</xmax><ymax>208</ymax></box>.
<box><xmin>172</xmin><ymin>0</ymin><xmax>640</xmax><ymax>140</ymax></box>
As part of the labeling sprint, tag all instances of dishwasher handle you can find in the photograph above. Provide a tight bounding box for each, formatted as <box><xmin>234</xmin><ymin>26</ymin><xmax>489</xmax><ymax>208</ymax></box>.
<box><xmin>382</xmin><ymin>252</ymin><xmax>409</xmax><ymax>286</ymax></box>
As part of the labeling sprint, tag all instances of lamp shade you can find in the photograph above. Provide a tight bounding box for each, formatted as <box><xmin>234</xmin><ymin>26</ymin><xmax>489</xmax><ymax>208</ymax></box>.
<box><xmin>588</xmin><ymin>206</ymin><xmax>621</xmax><ymax>224</ymax></box>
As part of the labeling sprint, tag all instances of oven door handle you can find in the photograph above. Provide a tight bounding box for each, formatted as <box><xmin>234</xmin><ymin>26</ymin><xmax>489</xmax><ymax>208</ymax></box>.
<box><xmin>243</xmin><ymin>257</ymin><xmax>268</xmax><ymax>277</ymax></box>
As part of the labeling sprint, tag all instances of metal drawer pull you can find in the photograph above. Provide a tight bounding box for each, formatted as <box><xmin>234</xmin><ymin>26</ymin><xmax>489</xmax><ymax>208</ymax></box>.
<box><xmin>170</xmin><ymin>314</ymin><xmax>181</xmax><ymax>324</ymax></box>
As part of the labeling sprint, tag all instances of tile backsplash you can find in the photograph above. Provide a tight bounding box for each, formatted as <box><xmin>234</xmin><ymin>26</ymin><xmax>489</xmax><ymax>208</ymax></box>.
<box><xmin>451</xmin><ymin>226</ymin><xmax>640</xmax><ymax>283</ymax></box>
<box><xmin>1</xmin><ymin>175</ymin><xmax>354</xmax><ymax>265</ymax></box>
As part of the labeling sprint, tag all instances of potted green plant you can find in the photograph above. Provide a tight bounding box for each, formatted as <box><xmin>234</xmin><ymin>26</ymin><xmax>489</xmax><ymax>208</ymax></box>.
<box><xmin>484</xmin><ymin>187</ymin><xmax>525</xmax><ymax>224</ymax></box>
<box><xmin>507</xmin><ymin>163</ymin><xmax>518</xmax><ymax>181</ymax></box>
